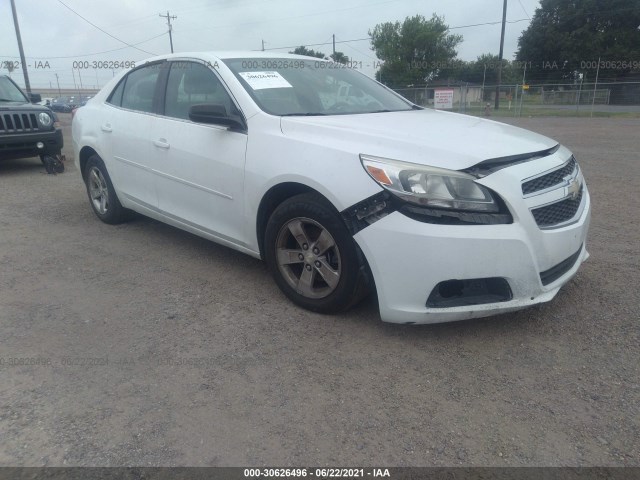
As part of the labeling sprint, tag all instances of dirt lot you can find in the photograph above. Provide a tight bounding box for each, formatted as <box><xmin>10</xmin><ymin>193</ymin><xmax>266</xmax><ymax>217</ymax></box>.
<box><xmin>0</xmin><ymin>115</ymin><xmax>638</xmax><ymax>467</ymax></box>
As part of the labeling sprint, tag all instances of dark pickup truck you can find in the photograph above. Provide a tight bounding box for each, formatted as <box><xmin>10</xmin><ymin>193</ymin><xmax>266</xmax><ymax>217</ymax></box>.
<box><xmin>0</xmin><ymin>75</ymin><xmax>63</xmax><ymax>163</ymax></box>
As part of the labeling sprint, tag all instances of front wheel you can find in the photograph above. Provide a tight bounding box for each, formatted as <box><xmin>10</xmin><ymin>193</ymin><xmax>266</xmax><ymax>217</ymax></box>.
<box><xmin>84</xmin><ymin>155</ymin><xmax>128</xmax><ymax>224</ymax></box>
<box><xmin>264</xmin><ymin>193</ymin><xmax>367</xmax><ymax>314</ymax></box>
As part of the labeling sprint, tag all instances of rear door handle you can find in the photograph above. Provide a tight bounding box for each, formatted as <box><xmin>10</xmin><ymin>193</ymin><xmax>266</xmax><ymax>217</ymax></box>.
<box><xmin>101</xmin><ymin>123</ymin><xmax>112</xmax><ymax>133</ymax></box>
<box><xmin>153</xmin><ymin>139</ymin><xmax>170</xmax><ymax>149</ymax></box>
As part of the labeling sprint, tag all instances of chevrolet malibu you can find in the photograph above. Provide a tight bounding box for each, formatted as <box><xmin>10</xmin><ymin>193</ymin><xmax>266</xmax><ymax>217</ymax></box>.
<box><xmin>72</xmin><ymin>52</ymin><xmax>591</xmax><ymax>324</ymax></box>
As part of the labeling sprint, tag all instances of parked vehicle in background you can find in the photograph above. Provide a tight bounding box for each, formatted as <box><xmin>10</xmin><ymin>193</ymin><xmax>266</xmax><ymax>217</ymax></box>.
<box><xmin>72</xmin><ymin>52</ymin><xmax>591</xmax><ymax>324</ymax></box>
<box><xmin>50</xmin><ymin>95</ymin><xmax>93</xmax><ymax>112</ymax></box>
<box><xmin>70</xmin><ymin>96</ymin><xmax>94</xmax><ymax>120</ymax></box>
<box><xmin>0</xmin><ymin>75</ymin><xmax>64</xmax><ymax>164</ymax></box>
<box><xmin>37</xmin><ymin>97</ymin><xmax>54</xmax><ymax>107</ymax></box>
<box><xmin>50</xmin><ymin>97</ymin><xmax>73</xmax><ymax>113</ymax></box>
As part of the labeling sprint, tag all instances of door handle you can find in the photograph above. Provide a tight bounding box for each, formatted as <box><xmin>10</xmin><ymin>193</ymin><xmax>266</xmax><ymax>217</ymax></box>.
<box><xmin>101</xmin><ymin>123</ymin><xmax>112</xmax><ymax>133</ymax></box>
<box><xmin>153</xmin><ymin>139</ymin><xmax>170</xmax><ymax>149</ymax></box>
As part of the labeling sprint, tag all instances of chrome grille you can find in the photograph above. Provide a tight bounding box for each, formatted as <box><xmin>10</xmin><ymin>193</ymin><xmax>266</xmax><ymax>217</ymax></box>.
<box><xmin>0</xmin><ymin>112</ymin><xmax>39</xmax><ymax>133</ymax></box>
<box><xmin>522</xmin><ymin>157</ymin><xmax>577</xmax><ymax>195</ymax></box>
<box><xmin>531</xmin><ymin>187</ymin><xmax>583</xmax><ymax>228</ymax></box>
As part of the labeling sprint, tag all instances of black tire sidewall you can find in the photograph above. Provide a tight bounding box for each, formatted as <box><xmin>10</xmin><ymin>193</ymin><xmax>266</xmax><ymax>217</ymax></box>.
<box><xmin>264</xmin><ymin>193</ymin><xmax>362</xmax><ymax>314</ymax></box>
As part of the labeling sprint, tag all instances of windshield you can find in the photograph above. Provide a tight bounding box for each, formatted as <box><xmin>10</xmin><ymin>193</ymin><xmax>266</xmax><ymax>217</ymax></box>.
<box><xmin>0</xmin><ymin>77</ymin><xmax>29</xmax><ymax>103</ymax></box>
<box><xmin>223</xmin><ymin>58</ymin><xmax>413</xmax><ymax>116</ymax></box>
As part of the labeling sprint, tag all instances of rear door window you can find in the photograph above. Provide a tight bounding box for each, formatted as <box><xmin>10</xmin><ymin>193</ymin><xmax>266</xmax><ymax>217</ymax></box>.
<box><xmin>120</xmin><ymin>64</ymin><xmax>161</xmax><ymax>113</ymax></box>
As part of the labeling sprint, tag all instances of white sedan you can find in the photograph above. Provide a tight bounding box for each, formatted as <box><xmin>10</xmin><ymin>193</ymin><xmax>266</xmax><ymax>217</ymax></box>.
<box><xmin>72</xmin><ymin>52</ymin><xmax>591</xmax><ymax>324</ymax></box>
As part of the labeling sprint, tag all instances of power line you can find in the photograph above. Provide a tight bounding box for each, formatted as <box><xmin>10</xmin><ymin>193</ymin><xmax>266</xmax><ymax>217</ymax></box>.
<box><xmin>263</xmin><ymin>37</ymin><xmax>370</xmax><ymax>52</ymax></box>
<box><xmin>448</xmin><ymin>18</ymin><xmax>529</xmax><ymax>30</ymax></box>
<box><xmin>262</xmin><ymin>20</ymin><xmax>531</xmax><ymax>53</ymax></box>
<box><xmin>336</xmin><ymin>36</ymin><xmax>377</xmax><ymax>61</ymax></box>
<box><xmin>262</xmin><ymin>17</ymin><xmax>532</xmax><ymax>53</ymax></box>
<box><xmin>0</xmin><ymin>32</ymin><xmax>167</xmax><ymax>60</ymax></box>
<box><xmin>55</xmin><ymin>0</ymin><xmax>156</xmax><ymax>56</ymax></box>
<box><xmin>517</xmin><ymin>0</ymin><xmax>532</xmax><ymax>20</ymax></box>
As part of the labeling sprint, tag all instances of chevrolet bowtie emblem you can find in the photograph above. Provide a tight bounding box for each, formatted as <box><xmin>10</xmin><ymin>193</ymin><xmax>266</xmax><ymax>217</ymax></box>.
<box><xmin>567</xmin><ymin>177</ymin><xmax>581</xmax><ymax>200</ymax></box>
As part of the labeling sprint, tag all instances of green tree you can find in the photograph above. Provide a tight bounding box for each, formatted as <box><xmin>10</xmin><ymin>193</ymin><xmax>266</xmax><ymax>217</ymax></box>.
<box><xmin>516</xmin><ymin>0</ymin><xmax>640</xmax><ymax>82</ymax></box>
<box><xmin>290</xmin><ymin>46</ymin><xmax>326</xmax><ymax>59</ymax></box>
<box><xmin>369</xmin><ymin>14</ymin><xmax>462</xmax><ymax>86</ymax></box>
<box><xmin>450</xmin><ymin>54</ymin><xmax>521</xmax><ymax>85</ymax></box>
<box><xmin>329</xmin><ymin>51</ymin><xmax>350</xmax><ymax>65</ymax></box>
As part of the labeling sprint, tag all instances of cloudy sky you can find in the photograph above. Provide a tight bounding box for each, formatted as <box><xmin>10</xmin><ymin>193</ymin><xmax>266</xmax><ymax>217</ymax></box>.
<box><xmin>1</xmin><ymin>0</ymin><xmax>540</xmax><ymax>90</ymax></box>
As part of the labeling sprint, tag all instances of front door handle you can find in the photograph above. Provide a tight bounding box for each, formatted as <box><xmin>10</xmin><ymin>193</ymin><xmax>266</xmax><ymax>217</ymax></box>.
<box><xmin>101</xmin><ymin>123</ymin><xmax>112</xmax><ymax>133</ymax></box>
<box><xmin>153</xmin><ymin>139</ymin><xmax>170</xmax><ymax>149</ymax></box>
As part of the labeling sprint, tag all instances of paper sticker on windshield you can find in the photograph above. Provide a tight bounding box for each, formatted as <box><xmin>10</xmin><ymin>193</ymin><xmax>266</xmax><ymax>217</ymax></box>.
<box><xmin>239</xmin><ymin>71</ymin><xmax>292</xmax><ymax>90</ymax></box>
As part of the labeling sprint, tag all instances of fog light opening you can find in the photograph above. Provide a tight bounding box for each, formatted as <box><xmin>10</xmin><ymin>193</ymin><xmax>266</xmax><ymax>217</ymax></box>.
<box><xmin>439</xmin><ymin>280</ymin><xmax>465</xmax><ymax>298</ymax></box>
<box><xmin>427</xmin><ymin>277</ymin><xmax>512</xmax><ymax>308</ymax></box>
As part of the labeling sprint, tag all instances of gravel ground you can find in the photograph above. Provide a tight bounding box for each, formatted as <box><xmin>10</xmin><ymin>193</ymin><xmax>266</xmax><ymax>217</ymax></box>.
<box><xmin>0</xmin><ymin>115</ymin><xmax>638</xmax><ymax>467</ymax></box>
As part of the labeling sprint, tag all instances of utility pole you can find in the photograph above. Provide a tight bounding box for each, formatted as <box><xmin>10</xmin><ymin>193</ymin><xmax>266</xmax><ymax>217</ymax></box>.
<box><xmin>518</xmin><ymin>61</ymin><xmax>526</xmax><ymax>116</ymax></box>
<box><xmin>55</xmin><ymin>73</ymin><xmax>61</xmax><ymax>97</ymax></box>
<box><xmin>10</xmin><ymin>0</ymin><xmax>32</xmax><ymax>95</ymax></box>
<box><xmin>261</xmin><ymin>39</ymin><xmax>265</xmax><ymax>51</ymax></box>
<box><xmin>576</xmin><ymin>73</ymin><xmax>584</xmax><ymax>114</ymax></box>
<box><xmin>332</xmin><ymin>34</ymin><xmax>336</xmax><ymax>56</ymax></box>
<box><xmin>495</xmin><ymin>0</ymin><xmax>508</xmax><ymax>110</ymax></box>
<box><xmin>590</xmin><ymin>56</ymin><xmax>601</xmax><ymax>118</ymax></box>
<box><xmin>159</xmin><ymin>11</ymin><xmax>177</xmax><ymax>53</ymax></box>
<box><xmin>482</xmin><ymin>63</ymin><xmax>487</xmax><ymax>101</ymax></box>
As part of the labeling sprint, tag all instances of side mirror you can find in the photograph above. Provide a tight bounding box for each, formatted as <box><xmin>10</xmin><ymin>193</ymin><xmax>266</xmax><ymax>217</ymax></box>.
<box><xmin>29</xmin><ymin>93</ymin><xmax>42</xmax><ymax>103</ymax></box>
<box><xmin>188</xmin><ymin>104</ymin><xmax>246</xmax><ymax>131</ymax></box>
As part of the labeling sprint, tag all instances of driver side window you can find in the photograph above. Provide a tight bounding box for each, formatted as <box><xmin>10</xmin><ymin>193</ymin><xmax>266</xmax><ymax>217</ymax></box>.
<box><xmin>164</xmin><ymin>62</ymin><xmax>235</xmax><ymax>121</ymax></box>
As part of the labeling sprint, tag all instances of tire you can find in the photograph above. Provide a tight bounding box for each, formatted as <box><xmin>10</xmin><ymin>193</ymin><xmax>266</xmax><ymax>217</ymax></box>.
<box><xmin>264</xmin><ymin>192</ymin><xmax>367</xmax><ymax>314</ymax></box>
<box><xmin>84</xmin><ymin>155</ymin><xmax>128</xmax><ymax>224</ymax></box>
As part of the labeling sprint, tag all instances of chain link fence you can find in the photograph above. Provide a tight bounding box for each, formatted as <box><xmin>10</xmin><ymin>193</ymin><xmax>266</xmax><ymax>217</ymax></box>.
<box><xmin>393</xmin><ymin>82</ymin><xmax>640</xmax><ymax>117</ymax></box>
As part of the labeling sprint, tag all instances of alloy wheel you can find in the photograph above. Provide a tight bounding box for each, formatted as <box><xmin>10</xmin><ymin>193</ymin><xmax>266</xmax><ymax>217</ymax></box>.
<box><xmin>275</xmin><ymin>217</ymin><xmax>342</xmax><ymax>299</ymax></box>
<box><xmin>88</xmin><ymin>166</ymin><xmax>109</xmax><ymax>215</ymax></box>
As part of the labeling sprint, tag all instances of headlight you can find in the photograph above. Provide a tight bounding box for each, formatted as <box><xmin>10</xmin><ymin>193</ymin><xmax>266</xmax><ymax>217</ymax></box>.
<box><xmin>360</xmin><ymin>154</ymin><xmax>500</xmax><ymax>213</ymax></box>
<box><xmin>38</xmin><ymin>112</ymin><xmax>52</xmax><ymax>127</ymax></box>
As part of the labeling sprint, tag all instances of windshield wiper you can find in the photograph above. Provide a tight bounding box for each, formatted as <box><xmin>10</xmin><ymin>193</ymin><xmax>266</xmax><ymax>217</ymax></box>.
<box><xmin>280</xmin><ymin>112</ymin><xmax>327</xmax><ymax>116</ymax></box>
<box><xmin>0</xmin><ymin>98</ymin><xmax>22</xmax><ymax>102</ymax></box>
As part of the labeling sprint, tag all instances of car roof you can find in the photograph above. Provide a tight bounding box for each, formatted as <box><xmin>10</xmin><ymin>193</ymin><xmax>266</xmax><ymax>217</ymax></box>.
<box><xmin>141</xmin><ymin>51</ymin><xmax>327</xmax><ymax>63</ymax></box>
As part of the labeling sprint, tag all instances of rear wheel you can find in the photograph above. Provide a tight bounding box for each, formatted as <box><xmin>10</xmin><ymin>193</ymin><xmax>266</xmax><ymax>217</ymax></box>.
<box><xmin>84</xmin><ymin>155</ymin><xmax>128</xmax><ymax>224</ymax></box>
<box><xmin>264</xmin><ymin>193</ymin><xmax>367</xmax><ymax>313</ymax></box>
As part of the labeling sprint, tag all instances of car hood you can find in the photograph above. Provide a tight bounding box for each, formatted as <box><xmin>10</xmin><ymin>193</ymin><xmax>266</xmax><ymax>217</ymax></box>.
<box><xmin>279</xmin><ymin>109</ymin><xmax>558</xmax><ymax>170</ymax></box>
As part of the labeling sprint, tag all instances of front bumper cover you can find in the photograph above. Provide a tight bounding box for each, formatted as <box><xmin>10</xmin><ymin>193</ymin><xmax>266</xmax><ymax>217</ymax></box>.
<box><xmin>0</xmin><ymin>128</ymin><xmax>63</xmax><ymax>161</ymax></box>
<box><xmin>354</xmin><ymin>186</ymin><xmax>591</xmax><ymax>324</ymax></box>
